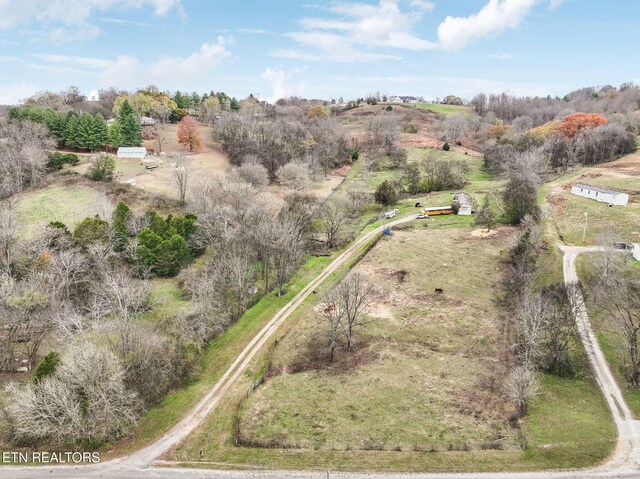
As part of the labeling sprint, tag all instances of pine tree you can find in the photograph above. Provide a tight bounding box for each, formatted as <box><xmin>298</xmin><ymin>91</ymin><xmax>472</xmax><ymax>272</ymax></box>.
<box><xmin>107</xmin><ymin>120</ymin><xmax>124</xmax><ymax>149</ymax></box>
<box><xmin>118</xmin><ymin>99</ymin><xmax>142</xmax><ymax>147</ymax></box>
<box><xmin>64</xmin><ymin>113</ymin><xmax>79</xmax><ymax>148</ymax></box>
<box><xmin>112</xmin><ymin>201</ymin><xmax>132</xmax><ymax>251</ymax></box>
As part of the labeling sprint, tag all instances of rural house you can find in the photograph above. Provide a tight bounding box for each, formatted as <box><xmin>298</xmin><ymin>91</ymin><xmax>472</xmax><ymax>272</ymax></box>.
<box><xmin>452</xmin><ymin>192</ymin><xmax>473</xmax><ymax>215</ymax></box>
<box><xmin>117</xmin><ymin>147</ymin><xmax>147</xmax><ymax>159</ymax></box>
<box><xmin>570</xmin><ymin>183</ymin><xmax>629</xmax><ymax>206</ymax></box>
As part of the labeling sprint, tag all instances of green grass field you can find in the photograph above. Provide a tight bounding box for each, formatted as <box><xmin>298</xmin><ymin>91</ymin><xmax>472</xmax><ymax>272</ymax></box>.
<box><xmin>15</xmin><ymin>183</ymin><xmax>111</xmax><ymax>238</ymax></box>
<box><xmin>414</xmin><ymin>103</ymin><xmax>474</xmax><ymax>116</ymax></box>
<box><xmin>540</xmin><ymin>165</ymin><xmax>640</xmax><ymax>245</ymax></box>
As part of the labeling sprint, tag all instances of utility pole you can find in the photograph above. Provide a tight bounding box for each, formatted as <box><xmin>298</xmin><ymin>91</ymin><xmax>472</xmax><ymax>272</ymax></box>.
<box><xmin>582</xmin><ymin>211</ymin><xmax>588</xmax><ymax>243</ymax></box>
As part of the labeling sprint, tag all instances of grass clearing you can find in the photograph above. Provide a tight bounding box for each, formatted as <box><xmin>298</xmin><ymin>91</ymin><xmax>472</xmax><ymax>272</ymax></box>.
<box><xmin>14</xmin><ymin>183</ymin><xmax>111</xmax><ymax>238</ymax></box>
<box><xmin>237</xmin><ymin>227</ymin><xmax>517</xmax><ymax>452</ymax></box>
<box><xmin>414</xmin><ymin>103</ymin><xmax>474</xmax><ymax>116</ymax></box>
<box><xmin>541</xmin><ymin>155</ymin><xmax>640</xmax><ymax>245</ymax></box>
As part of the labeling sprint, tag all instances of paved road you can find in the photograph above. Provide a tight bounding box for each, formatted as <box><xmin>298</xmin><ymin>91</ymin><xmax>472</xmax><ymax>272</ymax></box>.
<box><xmin>5</xmin><ymin>241</ymin><xmax>640</xmax><ymax>478</ymax></box>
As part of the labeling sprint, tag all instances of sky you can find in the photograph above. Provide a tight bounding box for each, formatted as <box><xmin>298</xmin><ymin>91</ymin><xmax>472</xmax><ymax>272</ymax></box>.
<box><xmin>0</xmin><ymin>0</ymin><xmax>638</xmax><ymax>104</ymax></box>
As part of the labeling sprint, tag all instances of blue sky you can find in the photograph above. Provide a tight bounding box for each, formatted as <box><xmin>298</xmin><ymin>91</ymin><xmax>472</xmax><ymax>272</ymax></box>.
<box><xmin>0</xmin><ymin>0</ymin><xmax>638</xmax><ymax>104</ymax></box>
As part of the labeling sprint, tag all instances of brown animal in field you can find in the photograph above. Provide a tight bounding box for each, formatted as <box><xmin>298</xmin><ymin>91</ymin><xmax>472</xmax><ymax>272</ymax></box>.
<box><xmin>435</xmin><ymin>288</ymin><xmax>444</xmax><ymax>294</ymax></box>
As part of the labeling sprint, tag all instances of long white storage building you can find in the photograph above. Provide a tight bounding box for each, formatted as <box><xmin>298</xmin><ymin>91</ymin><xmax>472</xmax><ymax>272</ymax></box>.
<box><xmin>117</xmin><ymin>147</ymin><xmax>147</xmax><ymax>159</ymax></box>
<box><xmin>570</xmin><ymin>183</ymin><xmax>629</xmax><ymax>206</ymax></box>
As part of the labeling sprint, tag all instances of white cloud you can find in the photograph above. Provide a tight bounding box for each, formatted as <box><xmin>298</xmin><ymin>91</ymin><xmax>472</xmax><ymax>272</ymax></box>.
<box><xmin>0</xmin><ymin>55</ymin><xmax>20</xmax><ymax>62</ymax></box>
<box><xmin>408</xmin><ymin>0</ymin><xmax>435</xmax><ymax>12</ymax></box>
<box><xmin>283</xmin><ymin>0</ymin><xmax>437</xmax><ymax>62</ymax></box>
<box><xmin>437</xmin><ymin>0</ymin><xmax>539</xmax><ymax>51</ymax></box>
<box><xmin>487</xmin><ymin>52</ymin><xmax>514</xmax><ymax>60</ymax></box>
<box><xmin>260</xmin><ymin>67</ymin><xmax>307</xmax><ymax>103</ymax></box>
<box><xmin>30</xmin><ymin>37</ymin><xmax>231</xmax><ymax>90</ymax></box>
<box><xmin>0</xmin><ymin>0</ymin><xmax>184</xmax><ymax>42</ymax></box>
<box><xmin>548</xmin><ymin>0</ymin><xmax>565</xmax><ymax>9</ymax></box>
<box><xmin>0</xmin><ymin>82</ymin><xmax>38</xmax><ymax>104</ymax></box>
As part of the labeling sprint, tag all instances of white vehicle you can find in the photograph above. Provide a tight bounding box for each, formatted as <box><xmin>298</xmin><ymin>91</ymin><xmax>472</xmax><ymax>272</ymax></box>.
<box><xmin>384</xmin><ymin>211</ymin><xmax>396</xmax><ymax>219</ymax></box>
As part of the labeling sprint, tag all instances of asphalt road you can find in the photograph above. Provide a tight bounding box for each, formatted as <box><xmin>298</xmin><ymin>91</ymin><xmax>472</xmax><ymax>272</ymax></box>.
<box><xmin>5</xmin><ymin>240</ymin><xmax>640</xmax><ymax>479</ymax></box>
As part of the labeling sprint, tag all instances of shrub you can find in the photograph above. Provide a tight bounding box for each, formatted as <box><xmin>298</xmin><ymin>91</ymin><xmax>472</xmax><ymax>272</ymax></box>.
<box><xmin>89</xmin><ymin>153</ymin><xmax>116</xmax><ymax>182</ymax></box>
<box><xmin>442</xmin><ymin>142</ymin><xmax>450</xmax><ymax>151</ymax></box>
<box><xmin>351</xmin><ymin>150</ymin><xmax>359</xmax><ymax>161</ymax></box>
<box><xmin>33</xmin><ymin>352</ymin><xmax>61</xmax><ymax>384</ymax></box>
<box><xmin>73</xmin><ymin>216</ymin><xmax>109</xmax><ymax>247</ymax></box>
<box><xmin>47</xmin><ymin>152</ymin><xmax>79</xmax><ymax>170</ymax></box>
<box><xmin>403</xmin><ymin>121</ymin><xmax>418</xmax><ymax>133</ymax></box>
<box><xmin>386</xmin><ymin>105</ymin><xmax>393</xmax><ymax>112</ymax></box>
<box><xmin>374</xmin><ymin>180</ymin><xmax>397</xmax><ymax>206</ymax></box>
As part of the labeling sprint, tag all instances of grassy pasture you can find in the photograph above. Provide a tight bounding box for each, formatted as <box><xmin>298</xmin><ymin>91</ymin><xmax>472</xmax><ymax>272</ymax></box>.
<box><xmin>171</xmin><ymin>226</ymin><xmax>615</xmax><ymax>472</ymax></box>
<box><xmin>415</xmin><ymin>103</ymin><xmax>474</xmax><ymax>116</ymax></box>
<box><xmin>14</xmin><ymin>183</ymin><xmax>111</xmax><ymax>238</ymax></box>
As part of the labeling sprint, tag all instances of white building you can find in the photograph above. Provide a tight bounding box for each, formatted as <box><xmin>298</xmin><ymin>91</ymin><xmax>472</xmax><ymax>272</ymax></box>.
<box><xmin>117</xmin><ymin>147</ymin><xmax>147</xmax><ymax>159</ymax></box>
<box><xmin>452</xmin><ymin>192</ymin><xmax>473</xmax><ymax>215</ymax></box>
<box><xmin>633</xmin><ymin>244</ymin><xmax>640</xmax><ymax>262</ymax></box>
<box><xmin>570</xmin><ymin>183</ymin><xmax>629</xmax><ymax>206</ymax></box>
<box><xmin>140</xmin><ymin>116</ymin><xmax>156</xmax><ymax>126</ymax></box>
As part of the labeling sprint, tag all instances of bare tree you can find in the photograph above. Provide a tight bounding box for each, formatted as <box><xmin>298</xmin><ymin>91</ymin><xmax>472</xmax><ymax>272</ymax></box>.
<box><xmin>276</xmin><ymin>161</ymin><xmax>310</xmax><ymax>191</ymax></box>
<box><xmin>231</xmin><ymin>160</ymin><xmax>270</xmax><ymax>187</ymax></box>
<box><xmin>173</xmin><ymin>155</ymin><xmax>190</xmax><ymax>205</ymax></box>
<box><xmin>346</xmin><ymin>181</ymin><xmax>370</xmax><ymax>217</ymax></box>
<box><xmin>329</xmin><ymin>272</ymin><xmax>373</xmax><ymax>352</ymax></box>
<box><xmin>3</xmin><ymin>340</ymin><xmax>140</xmax><ymax>444</ymax></box>
<box><xmin>0</xmin><ymin>199</ymin><xmax>17</xmax><ymax>269</ymax></box>
<box><xmin>443</xmin><ymin>115</ymin><xmax>469</xmax><ymax>143</ymax></box>
<box><xmin>320</xmin><ymin>301</ymin><xmax>342</xmax><ymax>362</ymax></box>
<box><xmin>541</xmin><ymin>283</ymin><xmax>578</xmax><ymax>373</ymax></box>
<box><xmin>505</xmin><ymin>365</ymin><xmax>539</xmax><ymax>417</ymax></box>
<box><xmin>321</xmin><ymin>203</ymin><xmax>345</xmax><ymax>249</ymax></box>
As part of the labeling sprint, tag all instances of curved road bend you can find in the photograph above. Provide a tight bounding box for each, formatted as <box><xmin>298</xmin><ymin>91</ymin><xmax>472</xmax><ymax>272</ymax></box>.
<box><xmin>6</xmin><ymin>239</ymin><xmax>640</xmax><ymax>478</ymax></box>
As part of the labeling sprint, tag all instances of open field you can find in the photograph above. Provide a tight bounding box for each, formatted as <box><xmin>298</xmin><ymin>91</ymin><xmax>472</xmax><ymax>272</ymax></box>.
<box><xmin>14</xmin><ymin>182</ymin><xmax>112</xmax><ymax>238</ymax></box>
<box><xmin>170</xmin><ymin>223</ymin><xmax>615</xmax><ymax>472</ymax></box>
<box><xmin>541</xmin><ymin>153</ymin><xmax>640</xmax><ymax>245</ymax></box>
<box><xmin>238</xmin><ymin>227</ymin><xmax>517</xmax><ymax>452</ymax></box>
<box><xmin>415</xmin><ymin>103</ymin><xmax>475</xmax><ymax>116</ymax></box>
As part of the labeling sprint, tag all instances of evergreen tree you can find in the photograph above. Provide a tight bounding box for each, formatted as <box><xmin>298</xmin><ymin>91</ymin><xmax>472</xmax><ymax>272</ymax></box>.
<box><xmin>374</xmin><ymin>180</ymin><xmax>397</xmax><ymax>206</ymax></box>
<box><xmin>112</xmin><ymin>201</ymin><xmax>132</xmax><ymax>252</ymax></box>
<box><xmin>118</xmin><ymin>99</ymin><xmax>142</xmax><ymax>147</ymax></box>
<box><xmin>64</xmin><ymin>112</ymin><xmax>79</xmax><ymax>148</ymax></box>
<box><xmin>73</xmin><ymin>216</ymin><xmax>109</xmax><ymax>246</ymax></box>
<box><xmin>33</xmin><ymin>352</ymin><xmax>61</xmax><ymax>384</ymax></box>
<box><xmin>107</xmin><ymin>120</ymin><xmax>124</xmax><ymax>149</ymax></box>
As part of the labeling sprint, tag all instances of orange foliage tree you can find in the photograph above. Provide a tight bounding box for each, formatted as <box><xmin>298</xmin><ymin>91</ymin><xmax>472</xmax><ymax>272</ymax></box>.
<box><xmin>558</xmin><ymin>113</ymin><xmax>607</xmax><ymax>138</ymax></box>
<box><xmin>484</xmin><ymin>123</ymin><xmax>511</xmax><ymax>140</ymax></box>
<box><xmin>306</xmin><ymin>105</ymin><xmax>329</xmax><ymax>120</ymax></box>
<box><xmin>177</xmin><ymin>116</ymin><xmax>202</xmax><ymax>152</ymax></box>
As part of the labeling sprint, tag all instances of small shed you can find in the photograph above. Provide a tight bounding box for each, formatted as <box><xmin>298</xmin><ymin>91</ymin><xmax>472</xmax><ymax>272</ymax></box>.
<box><xmin>140</xmin><ymin>116</ymin><xmax>156</xmax><ymax>126</ymax></box>
<box><xmin>117</xmin><ymin>147</ymin><xmax>147</xmax><ymax>159</ymax></box>
<box><xmin>452</xmin><ymin>192</ymin><xmax>473</xmax><ymax>215</ymax></box>
<box><xmin>570</xmin><ymin>183</ymin><xmax>628</xmax><ymax>206</ymax></box>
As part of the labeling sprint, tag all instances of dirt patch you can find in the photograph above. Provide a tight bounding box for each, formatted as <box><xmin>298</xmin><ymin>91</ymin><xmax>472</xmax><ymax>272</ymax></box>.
<box><xmin>595</xmin><ymin>153</ymin><xmax>640</xmax><ymax>176</ymax></box>
<box><xmin>470</xmin><ymin>228</ymin><xmax>499</xmax><ymax>237</ymax></box>
<box><xmin>287</xmin><ymin>334</ymin><xmax>379</xmax><ymax>376</ymax></box>
<box><xmin>375</xmin><ymin>267</ymin><xmax>409</xmax><ymax>282</ymax></box>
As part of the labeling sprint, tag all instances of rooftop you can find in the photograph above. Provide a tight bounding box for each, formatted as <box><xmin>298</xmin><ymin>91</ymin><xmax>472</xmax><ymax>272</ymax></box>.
<box><xmin>572</xmin><ymin>183</ymin><xmax>625</xmax><ymax>196</ymax></box>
